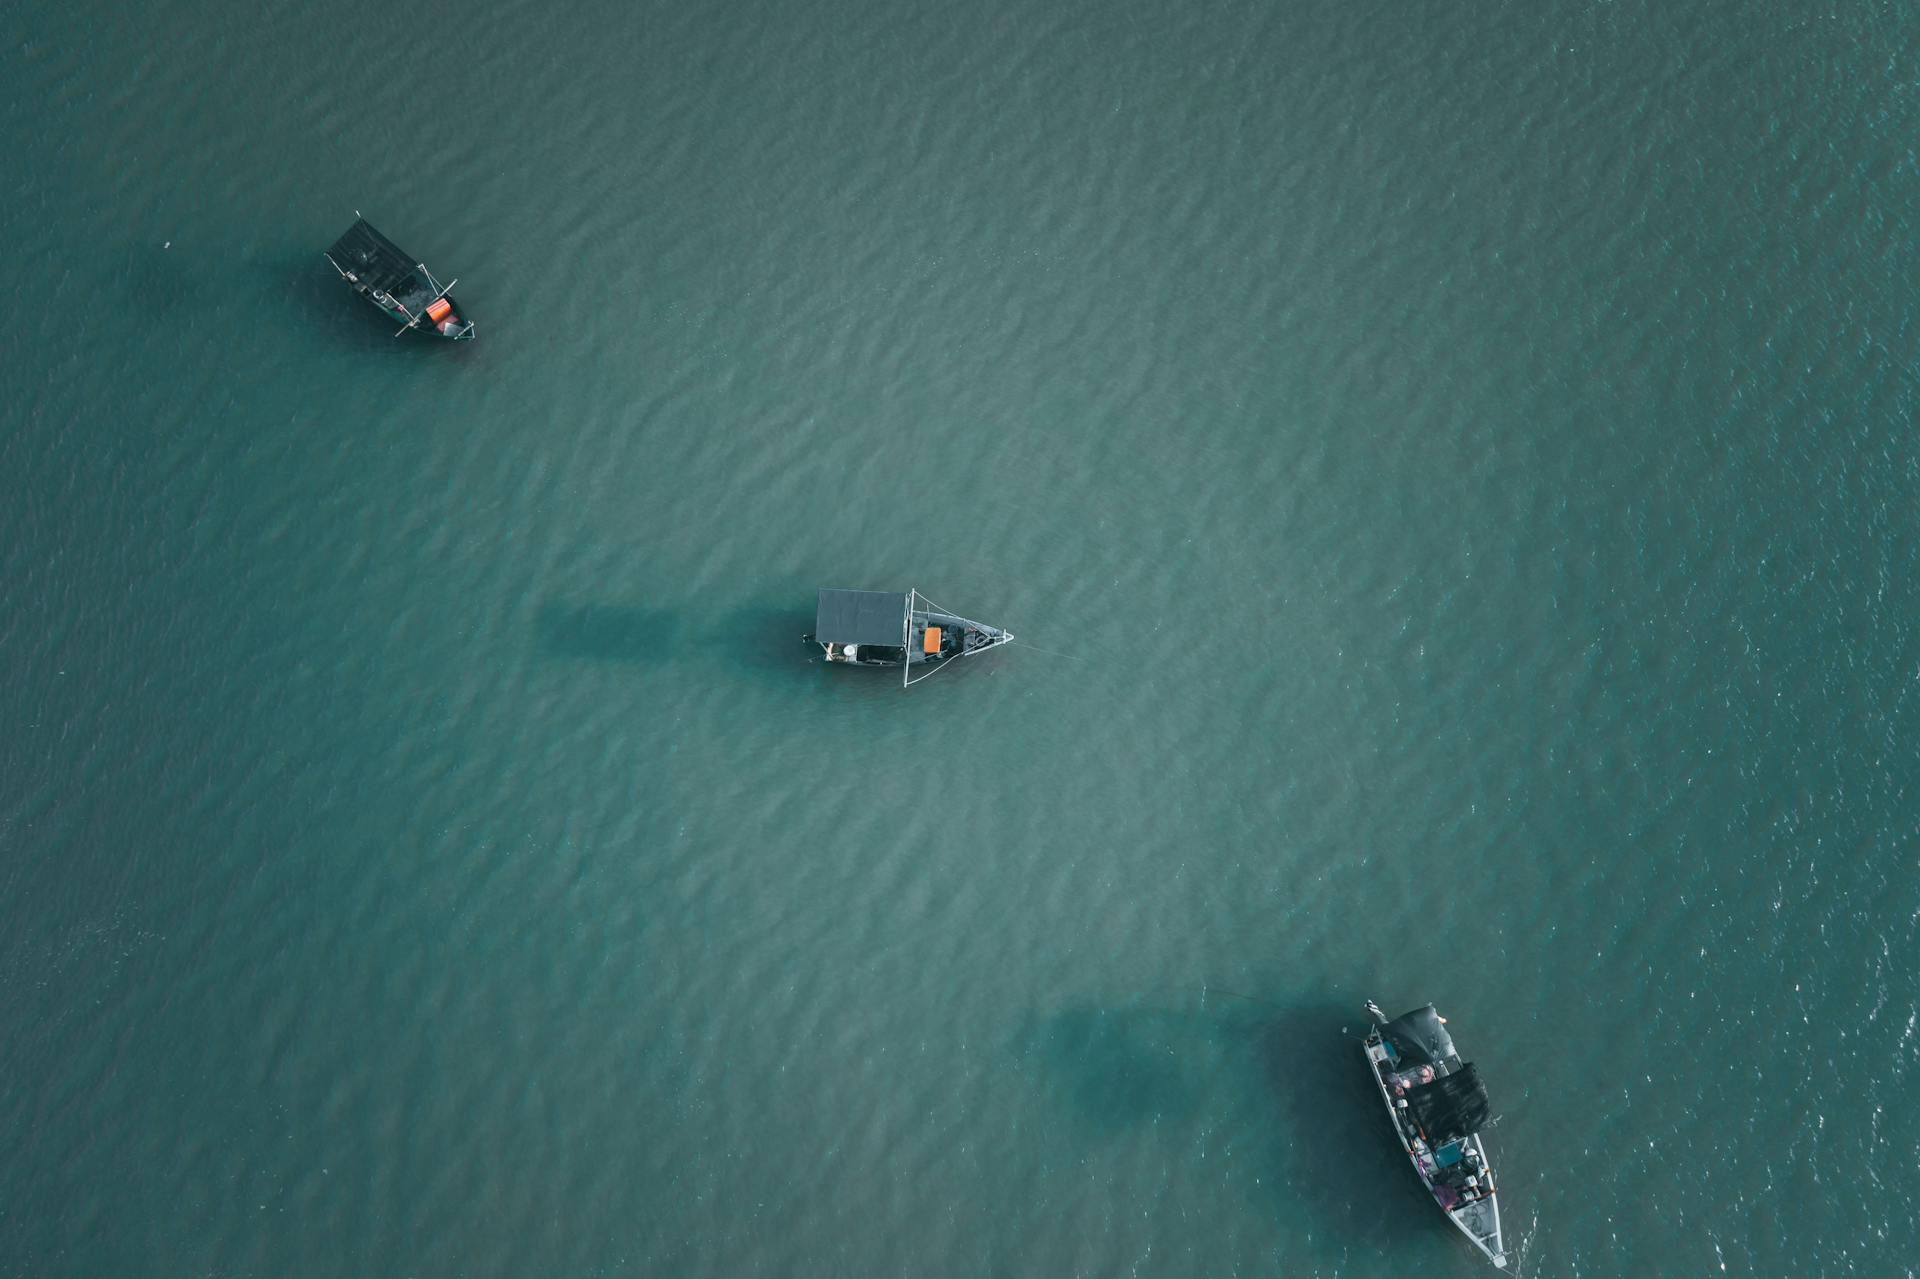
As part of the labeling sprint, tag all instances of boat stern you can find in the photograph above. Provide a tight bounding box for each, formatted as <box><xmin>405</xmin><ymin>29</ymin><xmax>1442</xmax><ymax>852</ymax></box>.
<box><xmin>1451</xmin><ymin>1193</ymin><xmax>1505</xmax><ymax>1268</ymax></box>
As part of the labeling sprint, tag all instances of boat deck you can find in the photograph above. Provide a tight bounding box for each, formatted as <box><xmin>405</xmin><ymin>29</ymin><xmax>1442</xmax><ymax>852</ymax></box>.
<box><xmin>1365</xmin><ymin>1032</ymin><xmax>1505</xmax><ymax>1266</ymax></box>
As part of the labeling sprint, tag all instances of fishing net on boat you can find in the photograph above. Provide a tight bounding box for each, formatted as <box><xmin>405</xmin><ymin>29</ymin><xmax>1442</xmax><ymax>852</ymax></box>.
<box><xmin>1405</xmin><ymin>1062</ymin><xmax>1491</xmax><ymax>1143</ymax></box>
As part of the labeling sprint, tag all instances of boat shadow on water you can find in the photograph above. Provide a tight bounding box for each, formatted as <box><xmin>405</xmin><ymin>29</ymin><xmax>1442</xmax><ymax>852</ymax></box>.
<box><xmin>1013</xmin><ymin>1003</ymin><xmax>1209</xmax><ymax>1133</ymax></box>
<box><xmin>1014</xmin><ymin>994</ymin><xmax>1450</xmax><ymax>1267</ymax></box>
<box><xmin>117</xmin><ymin>244</ymin><xmax>309</xmax><ymax>341</ymax></box>
<box><xmin>251</xmin><ymin>250</ymin><xmax>367</xmax><ymax>334</ymax></box>
<box><xmin>1249</xmin><ymin>998</ymin><xmax>1458</xmax><ymax>1265</ymax></box>
<box><xmin>535</xmin><ymin>602</ymin><xmax>817</xmax><ymax>679</ymax></box>
<box><xmin>536</xmin><ymin>603</ymin><xmax>683</xmax><ymax>662</ymax></box>
<box><xmin>722</xmin><ymin>607</ymin><xmax>826</xmax><ymax>677</ymax></box>
<box><xmin>118</xmin><ymin>240</ymin><xmax>205</xmax><ymax>320</ymax></box>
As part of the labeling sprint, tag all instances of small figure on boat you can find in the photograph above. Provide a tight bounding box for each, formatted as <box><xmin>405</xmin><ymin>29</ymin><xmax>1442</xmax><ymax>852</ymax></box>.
<box><xmin>806</xmin><ymin>588</ymin><xmax>1013</xmax><ymax>686</ymax></box>
<box><xmin>1362</xmin><ymin>1000</ymin><xmax>1506</xmax><ymax>1268</ymax></box>
<box><xmin>324</xmin><ymin>216</ymin><xmax>473</xmax><ymax>340</ymax></box>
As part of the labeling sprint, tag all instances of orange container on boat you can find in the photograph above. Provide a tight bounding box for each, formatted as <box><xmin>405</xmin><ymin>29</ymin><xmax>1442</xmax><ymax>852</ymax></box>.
<box><xmin>922</xmin><ymin>626</ymin><xmax>942</xmax><ymax>654</ymax></box>
<box><xmin>426</xmin><ymin>297</ymin><xmax>453</xmax><ymax>323</ymax></box>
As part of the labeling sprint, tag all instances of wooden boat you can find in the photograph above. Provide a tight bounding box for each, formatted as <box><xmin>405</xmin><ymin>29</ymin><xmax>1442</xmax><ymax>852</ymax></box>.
<box><xmin>807</xmin><ymin>588</ymin><xmax>1012</xmax><ymax>686</ymax></box>
<box><xmin>1362</xmin><ymin>1001</ymin><xmax>1506</xmax><ymax>1267</ymax></box>
<box><xmin>324</xmin><ymin>216</ymin><xmax>473</xmax><ymax>339</ymax></box>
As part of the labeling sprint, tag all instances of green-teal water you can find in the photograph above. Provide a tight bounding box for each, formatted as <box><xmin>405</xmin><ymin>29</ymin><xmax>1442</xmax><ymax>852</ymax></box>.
<box><xmin>4</xmin><ymin>1</ymin><xmax>1917</xmax><ymax>1273</ymax></box>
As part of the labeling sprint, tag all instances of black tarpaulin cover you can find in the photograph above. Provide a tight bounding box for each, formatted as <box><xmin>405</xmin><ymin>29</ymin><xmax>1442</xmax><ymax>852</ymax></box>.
<box><xmin>1383</xmin><ymin>1005</ymin><xmax>1458</xmax><ymax>1066</ymax></box>
<box><xmin>815</xmin><ymin>589</ymin><xmax>908</xmax><ymax>645</ymax></box>
<box><xmin>328</xmin><ymin>219</ymin><xmax>421</xmax><ymax>297</ymax></box>
<box><xmin>1406</xmin><ymin>1063</ymin><xmax>1491</xmax><ymax>1144</ymax></box>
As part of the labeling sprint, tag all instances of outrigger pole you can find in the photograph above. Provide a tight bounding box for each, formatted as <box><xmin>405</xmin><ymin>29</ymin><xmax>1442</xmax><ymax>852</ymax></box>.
<box><xmin>903</xmin><ymin>588</ymin><xmax>914</xmax><ymax>689</ymax></box>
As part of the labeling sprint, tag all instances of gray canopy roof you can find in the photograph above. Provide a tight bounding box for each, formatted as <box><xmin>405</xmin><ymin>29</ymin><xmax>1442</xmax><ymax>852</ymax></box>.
<box><xmin>815</xmin><ymin>589</ymin><xmax>908</xmax><ymax>645</ymax></box>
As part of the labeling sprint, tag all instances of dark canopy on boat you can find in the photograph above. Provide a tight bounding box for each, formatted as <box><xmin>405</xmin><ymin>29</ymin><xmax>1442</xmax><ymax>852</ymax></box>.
<box><xmin>1383</xmin><ymin>1005</ymin><xmax>1458</xmax><ymax>1067</ymax></box>
<box><xmin>815</xmin><ymin>589</ymin><xmax>907</xmax><ymax>646</ymax></box>
<box><xmin>1405</xmin><ymin>1062</ymin><xmax>1491</xmax><ymax>1144</ymax></box>
<box><xmin>327</xmin><ymin>219</ymin><xmax>421</xmax><ymax>297</ymax></box>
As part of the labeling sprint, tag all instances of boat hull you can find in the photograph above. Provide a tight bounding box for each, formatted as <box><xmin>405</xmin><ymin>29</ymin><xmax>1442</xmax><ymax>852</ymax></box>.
<box><xmin>1363</xmin><ymin>1018</ymin><xmax>1506</xmax><ymax>1267</ymax></box>
<box><xmin>809</xmin><ymin>617</ymin><xmax>1013</xmax><ymax>668</ymax></box>
<box><xmin>324</xmin><ymin>219</ymin><xmax>474</xmax><ymax>340</ymax></box>
<box><xmin>807</xmin><ymin>589</ymin><xmax>1012</xmax><ymax>683</ymax></box>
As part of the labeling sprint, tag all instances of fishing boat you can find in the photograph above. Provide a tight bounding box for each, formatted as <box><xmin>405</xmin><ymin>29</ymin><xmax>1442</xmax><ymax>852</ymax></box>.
<box><xmin>1362</xmin><ymin>1000</ymin><xmax>1506</xmax><ymax>1268</ymax></box>
<box><xmin>807</xmin><ymin>588</ymin><xmax>1012</xmax><ymax>686</ymax></box>
<box><xmin>324</xmin><ymin>216</ymin><xmax>473</xmax><ymax>339</ymax></box>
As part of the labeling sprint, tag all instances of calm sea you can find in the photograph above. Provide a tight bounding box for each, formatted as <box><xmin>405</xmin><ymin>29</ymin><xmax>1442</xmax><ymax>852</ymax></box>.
<box><xmin>3</xmin><ymin>0</ymin><xmax>1917</xmax><ymax>1273</ymax></box>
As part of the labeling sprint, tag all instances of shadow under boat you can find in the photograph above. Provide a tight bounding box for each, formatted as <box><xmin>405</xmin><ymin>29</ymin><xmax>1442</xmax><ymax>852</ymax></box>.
<box><xmin>1012</xmin><ymin>991</ymin><xmax>1440</xmax><ymax>1267</ymax></box>
<box><xmin>536</xmin><ymin>602</ymin><xmax>817</xmax><ymax>679</ymax></box>
<box><xmin>1254</xmin><ymin>998</ymin><xmax>1436</xmax><ymax>1226</ymax></box>
<box><xmin>536</xmin><ymin>604</ymin><xmax>682</xmax><ymax>663</ymax></box>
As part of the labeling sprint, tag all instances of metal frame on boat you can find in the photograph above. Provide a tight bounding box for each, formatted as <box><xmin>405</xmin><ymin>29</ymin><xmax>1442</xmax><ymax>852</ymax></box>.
<box><xmin>1362</xmin><ymin>1000</ymin><xmax>1506</xmax><ymax>1268</ymax></box>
